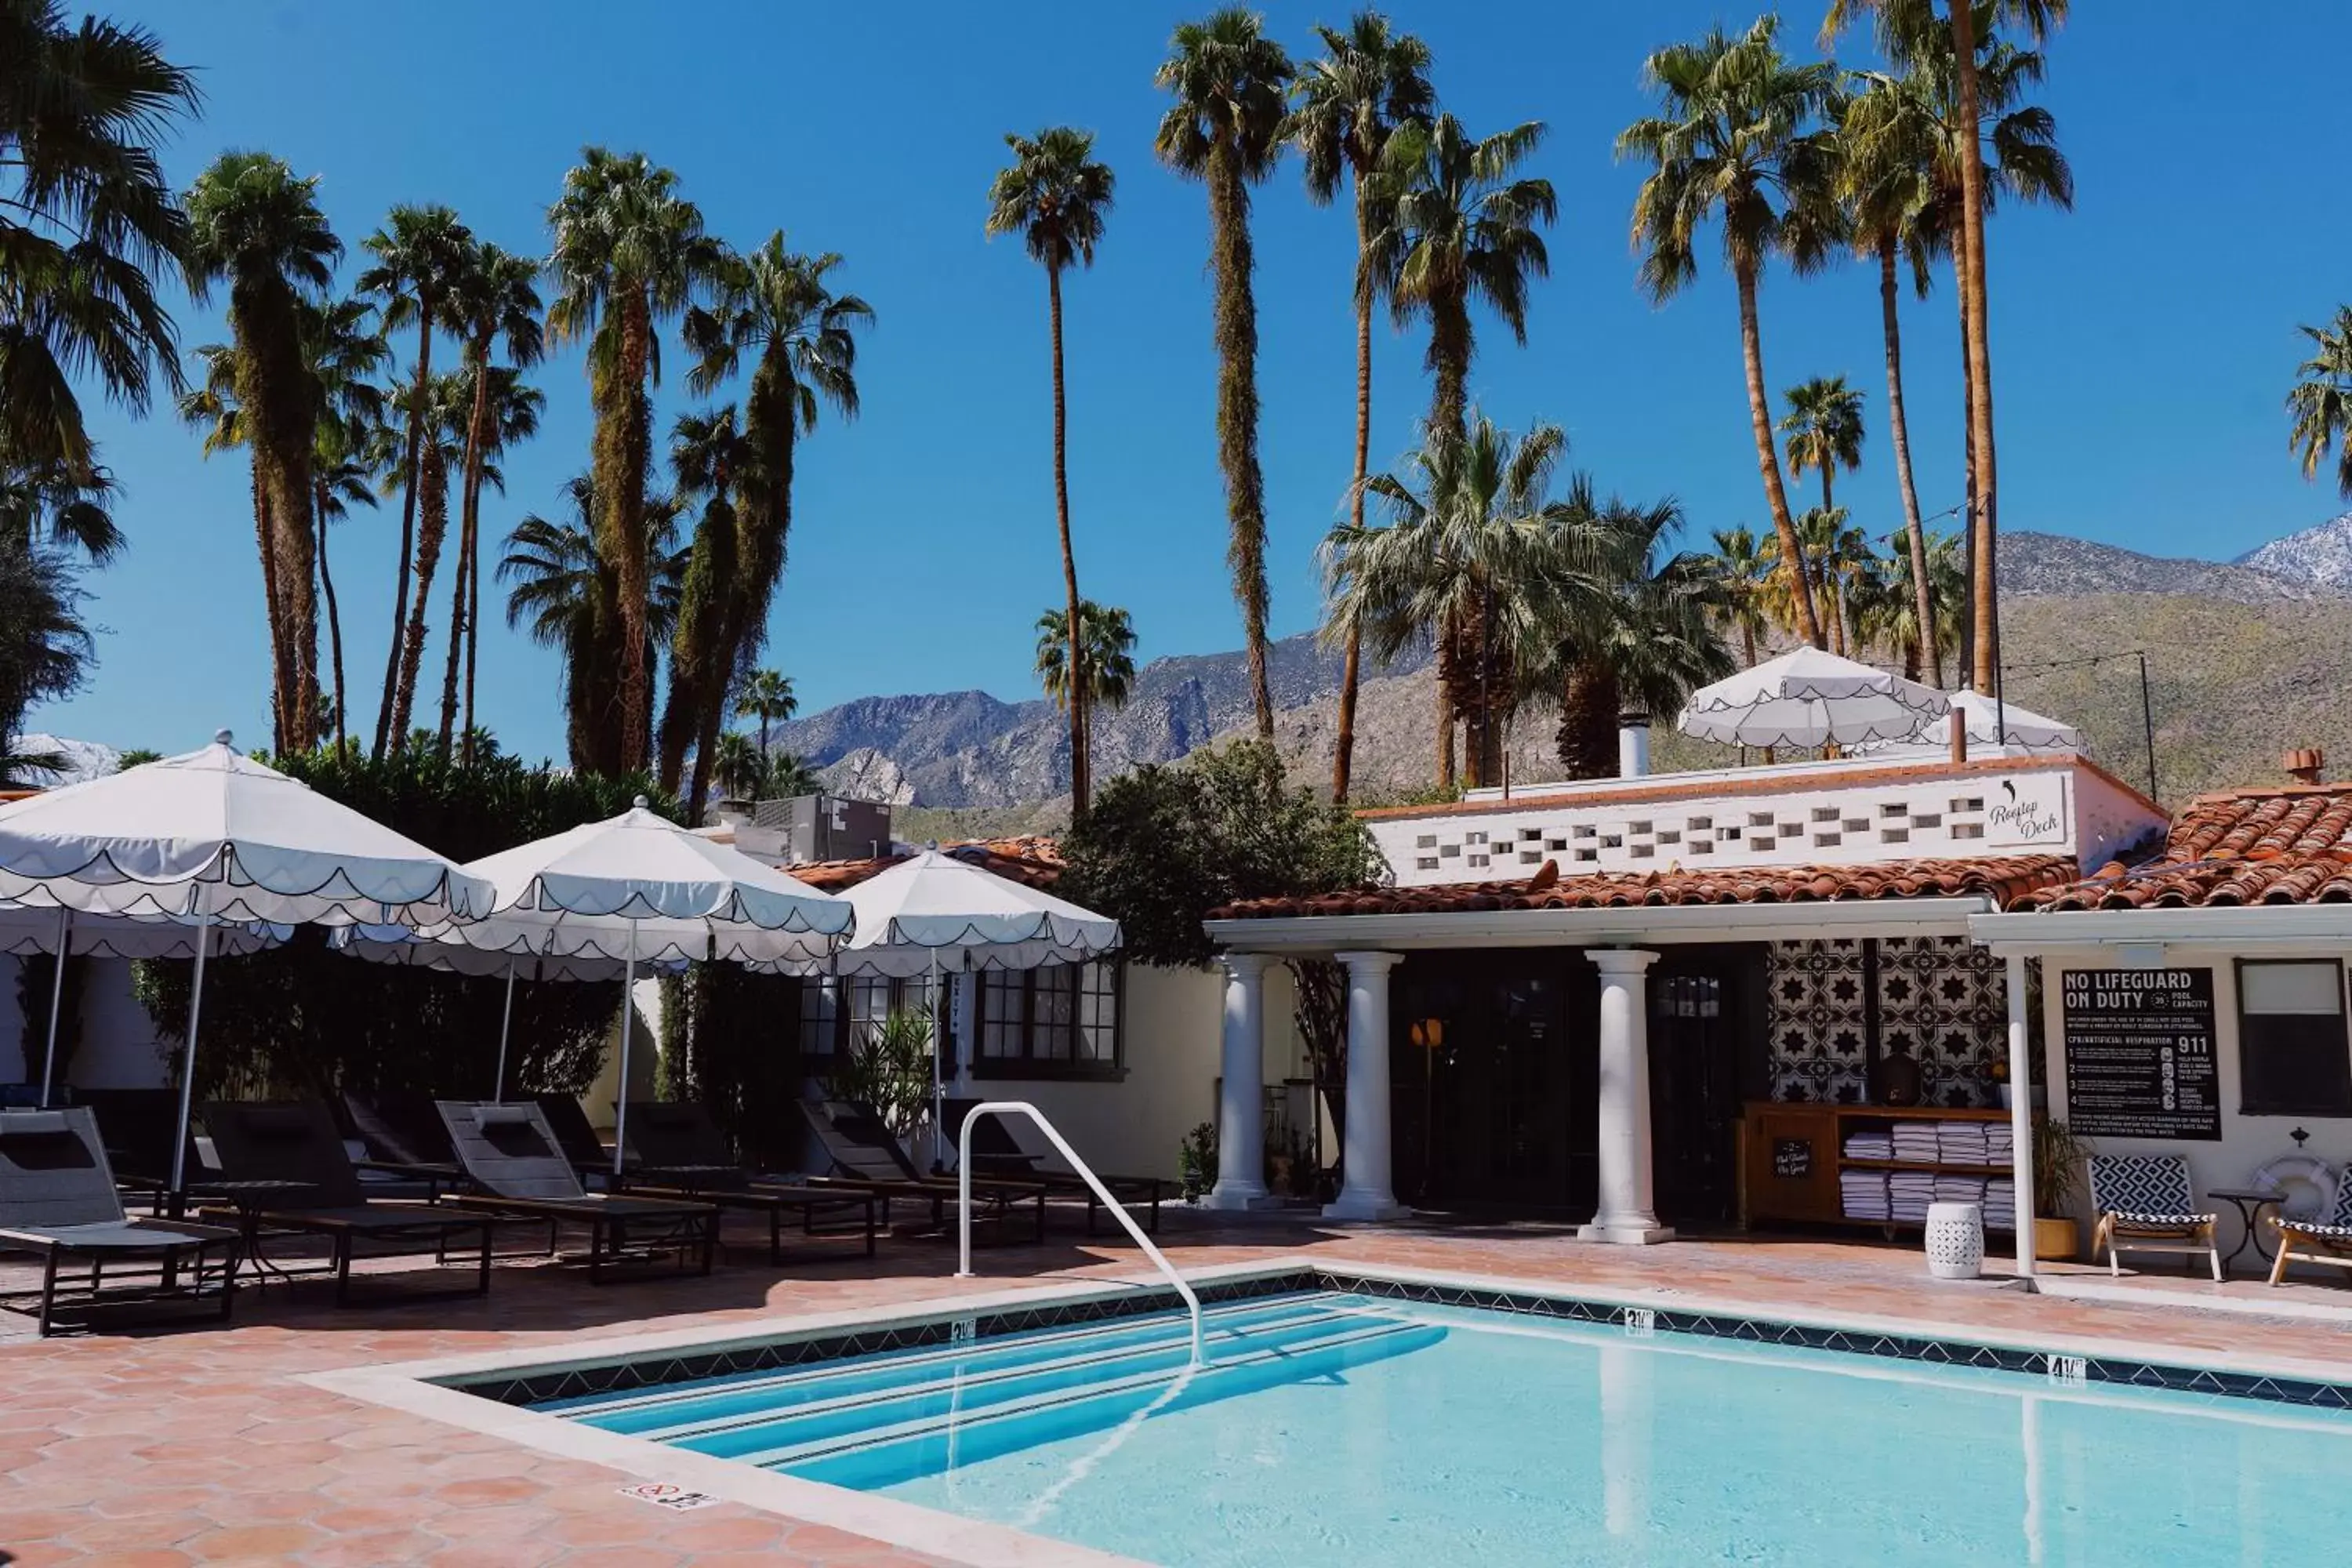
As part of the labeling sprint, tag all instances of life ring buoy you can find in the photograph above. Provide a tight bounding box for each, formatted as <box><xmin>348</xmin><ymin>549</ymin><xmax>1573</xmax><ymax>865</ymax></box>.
<box><xmin>2252</xmin><ymin>1155</ymin><xmax>2339</xmax><ymax>1223</ymax></box>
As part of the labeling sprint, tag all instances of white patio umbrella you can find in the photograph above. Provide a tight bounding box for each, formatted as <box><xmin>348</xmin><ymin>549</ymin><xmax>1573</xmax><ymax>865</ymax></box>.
<box><xmin>0</xmin><ymin>731</ymin><xmax>493</xmax><ymax>1196</ymax></box>
<box><xmin>0</xmin><ymin>906</ymin><xmax>289</xmax><ymax>1108</ymax></box>
<box><xmin>1908</xmin><ymin>688</ymin><xmax>2084</xmax><ymax>753</ymax></box>
<box><xmin>826</xmin><ymin>847</ymin><xmax>1121</xmax><ymax>1165</ymax></box>
<box><xmin>1678</xmin><ymin>647</ymin><xmax>1951</xmax><ymax>750</ymax></box>
<box><xmin>410</xmin><ymin>797</ymin><xmax>854</xmax><ymax>1177</ymax></box>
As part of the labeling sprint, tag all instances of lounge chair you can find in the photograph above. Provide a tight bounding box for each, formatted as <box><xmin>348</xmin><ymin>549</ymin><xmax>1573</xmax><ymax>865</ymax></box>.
<box><xmin>343</xmin><ymin>1090</ymin><xmax>468</xmax><ymax>1196</ymax></box>
<box><xmin>436</xmin><ymin>1102</ymin><xmax>717</xmax><ymax>1283</ymax></box>
<box><xmin>534</xmin><ymin>1093</ymin><xmax>621</xmax><ymax>1185</ymax></box>
<box><xmin>944</xmin><ymin>1096</ymin><xmax>1165</xmax><ymax>1235</ymax></box>
<box><xmin>76</xmin><ymin>1087</ymin><xmax>210</xmax><ymax>1214</ymax></box>
<box><xmin>2088</xmin><ymin>1154</ymin><xmax>2222</xmax><ymax>1281</ymax></box>
<box><xmin>620</xmin><ymin>1101</ymin><xmax>877</xmax><ymax>1265</ymax></box>
<box><xmin>0</xmin><ymin>1108</ymin><xmax>241</xmax><ymax>1336</ymax></box>
<box><xmin>2268</xmin><ymin>1177</ymin><xmax>2352</xmax><ymax>1286</ymax></box>
<box><xmin>798</xmin><ymin>1099</ymin><xmax>1046</xmax><ymax>1243</ymax></box>
<box><xmin>198</xmin><ymin>1100</ymin><xmax>492</xmax><ymax>1305</ymax></box>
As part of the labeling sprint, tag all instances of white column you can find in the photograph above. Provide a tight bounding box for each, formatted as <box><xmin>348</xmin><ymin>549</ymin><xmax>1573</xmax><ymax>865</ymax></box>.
<box><xmin>1324</xmin><ymin>950</ymin><xmax>1409</xmax><ymax>1222</ymax></box>
<box><xmin>1206</xmin><ymin>953</ymin><xmax>1277</xmax><ymax>1210</ymax></box>
<box><xmin>2007</xmin><ymin>951</ymin><xmax>2038</xmax><ymax>1279</ymax></box>
<box><xmin>1580</xmin><ymin>949</ymin><xmax>1672</xmax><ymax>1244</ymax></box>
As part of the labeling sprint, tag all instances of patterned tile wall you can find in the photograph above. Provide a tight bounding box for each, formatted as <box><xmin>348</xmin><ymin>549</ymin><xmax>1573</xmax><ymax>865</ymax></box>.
<box><xmin>1766</xmin><ymin>935</ymin><xmax>2007</xmax><ymax>1107</ymax></box>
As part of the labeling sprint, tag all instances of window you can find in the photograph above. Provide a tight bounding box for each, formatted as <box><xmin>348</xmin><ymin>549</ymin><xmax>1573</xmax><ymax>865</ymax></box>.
<box><xmin>848</xmin><ymin>976</ymin><xmax>897</xmax><ymax>1051</ymax></box>
<box><xmin>2238</xmin><ymin>960</ymin><xmax>2352</xmax><ymax>1116</ymax></box>
<box><xmin>797</xmin><ymin>977</ymin><xmax>840</xmax><ymax>1056</ymax></box>
<box><xmin>975</xmin><ymin>960</ymin><xmax>1123</xmax><ymax>1078</ymax></box>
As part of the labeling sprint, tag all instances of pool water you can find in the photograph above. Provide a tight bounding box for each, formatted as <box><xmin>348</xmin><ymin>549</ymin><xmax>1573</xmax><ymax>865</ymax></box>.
<box><xmin>548</xmin><ymin>1290</ymin><xmax>2352</xmax><ymax>1566</ymax></box>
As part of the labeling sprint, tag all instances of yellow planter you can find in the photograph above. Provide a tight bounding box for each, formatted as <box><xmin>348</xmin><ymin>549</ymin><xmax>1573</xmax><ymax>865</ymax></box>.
<box><xmin>2033</xmin><ymin>1217</ymin><xmax>2078</xmax><ymax>1262</ymax></box>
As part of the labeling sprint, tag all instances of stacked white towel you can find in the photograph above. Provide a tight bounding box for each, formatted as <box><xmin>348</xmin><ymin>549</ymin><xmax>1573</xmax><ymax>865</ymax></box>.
<box><xmin>1984</xmin><ymin>1126</ymin><xmax>2015</xmax><ymax>1169</ymax></box>
<box><xmin>1935</xmin><ymin>1174</ymin><xmax>1987</xmax><ymax>1205</ymax></box>
<box><xmin>1938</xmin><ymin>1122</ymin><xmax>1990</xmax><ymax>1165</ymax></box>
<box><xmin>1984</xmin><ymin>1178</ymin><xmax>2017</xmax><ymax>1227</ymax></box>
<box><xmin>1891</xmin><ymin>1123</ymin><xmax>1941</xmax><ymax>1164</ymax></box>
<box><xmin>1842</xmin><ymin>1130</ymin><xmax>1894</xmax><ymax>1161</ymax></box>
<box><xmin>1841</xmin><ymin>1170</ymin><xmax>1891</xmax><ymax>1221</ymax></box>
<box><xmin>1889</xmin><ymin>1171</ymin><xmax>1939</xmax><ymax>1222</ymax></box>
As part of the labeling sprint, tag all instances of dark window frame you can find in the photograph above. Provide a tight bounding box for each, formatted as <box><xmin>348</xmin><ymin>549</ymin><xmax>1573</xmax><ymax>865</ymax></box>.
<box><xmin>971</xmin><ymin>960</ymin><xmax>1126</xmax><ymax>1082</ymax></box>
<box><xmin>2235</xmin><ymin>958</ymin><xmax>2352</xmax><ymax>1117</ymax></box>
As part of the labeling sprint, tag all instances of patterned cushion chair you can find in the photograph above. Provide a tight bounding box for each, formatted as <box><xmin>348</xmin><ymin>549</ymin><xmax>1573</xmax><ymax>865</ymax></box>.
<box><xmin>2087</xmin><ymin>1154</ymin><xmax>2220</xmax><ymax>1281</ymax></box>
<box><xmin>2268</xmin><ymin>1172</ymin><xmax>2352</xmax><ymax>1287</ymax></box>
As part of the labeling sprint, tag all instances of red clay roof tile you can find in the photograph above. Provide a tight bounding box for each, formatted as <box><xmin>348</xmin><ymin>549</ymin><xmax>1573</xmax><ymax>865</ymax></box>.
<box><xmin>785</xmin><ymin>837</ymin><xmax>1064</xmax><ymax>893</ymax></box>
<box><xmin>2015</xmin><ymin>783</ymin><xmax>2352</xmax><ymax>911</ymax></box>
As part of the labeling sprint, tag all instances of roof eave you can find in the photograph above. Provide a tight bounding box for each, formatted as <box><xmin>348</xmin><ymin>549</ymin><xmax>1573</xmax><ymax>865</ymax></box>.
<box><xmin>1970</xmin><ymin>904</ymin><xmax>2352</xmax><ymax>954</ymax></box>
<box><xmin>1206</xmin><ymin>896</ymin><xmax>1998</xmax><ymax>955</ymax></box>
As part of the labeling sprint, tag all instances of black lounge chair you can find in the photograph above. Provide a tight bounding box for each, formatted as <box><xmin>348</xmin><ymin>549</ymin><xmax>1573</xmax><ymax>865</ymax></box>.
<box><xmin>76</xmin><ymin>1087</ymin><xmax>210</xmax><ymax>1214</ymax></box>
<box><xmin>0</xmin><ymin>1108</ymin><xmax>241</xmax><ymax>1336</ymax></box>
<box><xmin>534</xmin><ymin>1093</ymin><xmax>622</xmax><ymax>1185</ymax></box>
<box><xmin>436</xmin><ymin>1102</ymin><xmax>716</xmax><ymax>1283</ymax></box>
<box><xmin>943</xmin><ymin>1097</ymin><xmax>1165</xmax><ymax>1235</ymax></box>
<box><xmin>620</xmin><ymin>1100</ymin><xmax>877</xmax><ymax>1265</ymax></box>
<box><xmin>198</xmin><ymin>1101</ymin><xmax>493</xmax><ymax>1305</ymax></box>
<box><xmin>342</xmin><ymin>1091</ymin><xmax>468</xmax><ymax>1196</ymax></box>
<box><xmin>798</xmin><ymin>1100</ymin><xmax>1046</xmax><ymax>1243</ymax></box>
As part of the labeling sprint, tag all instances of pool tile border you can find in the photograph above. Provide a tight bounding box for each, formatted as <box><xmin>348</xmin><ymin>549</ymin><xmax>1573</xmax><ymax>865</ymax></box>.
<box><xmin>447</xmin><ymin>1261</ymin><xmax>2352</xmax><ymax>1417</ymax></box>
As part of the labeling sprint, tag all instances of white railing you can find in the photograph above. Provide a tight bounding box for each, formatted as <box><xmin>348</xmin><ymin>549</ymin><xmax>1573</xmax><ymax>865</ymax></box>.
<box><xmin>956</xmin><ymin>1099</ymin><xmax>1204</xmax><ymax>1367</ymax></box>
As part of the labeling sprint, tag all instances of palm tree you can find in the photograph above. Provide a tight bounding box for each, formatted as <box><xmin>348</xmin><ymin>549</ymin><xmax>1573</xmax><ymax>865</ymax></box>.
<box><xmin>710</xmin><ymin>729</ymin><xmax>764</xmax><ymax>802</ymax></box>
<box><xmin>678</xmin><ymin>234</ymin><xmax>868</xmax><ymax>810</ymax></box>
<box><xmin>659</xmin><ymin>403</ymin><xmax>755</xmax><ymax>796</ymax></box>
<box><xmin>299</xmin><ymin>296</ymin><xmax>390</xmax><ymax>757</ymax></box>
<box><xmin>1374</xmin><ymin>114</ymin><xmax>1555</xmax><ymax>445</ymax></box>
<box><xmin>500</xmin><ymin>475</ymin><xmax>686</xmax><ymax>772</ymax></box>
<box><xmin>1035</xmin><ymin>600</ymin><xmax>1138</xmax><ymax>789</ymax></box>
<box><xmin>1620</xmin><ymin>18</ymin><xmax>1839</xmax><ymax>652</ymax></box>
<box><xmin>1864</xmin><ymin>527</ymin><xmax>1962</xmax><ymax>679</ymax></box>
<box><xmin>0</xmin><ymin>453</ymin><xmax>123</xmax><ymax>563</ymax></box>
<box><xmin>183</xmin><ymin>151</ymin><xmax>342</xmax><ymax>752</ymax></box>
<box><xmin>986</xmin><ymin>128</ymin><xmax>1116</xmax><ymax>817</ymax></box>
<box><xmin>430</xmin><ymin>365</ymin><xmax>539</xmax><ymax>753</ymax></box>
<box><xmin>733</xmin><ymin>667</ymin><xmax>796</xmax><ymax>760</ymax></box>
<box><xmin>2288</xmin><ymin>307</ymin><xmax>2352</xmax><ymax>499</ymax></box>
<box><xmin>1700</xmin><ymin>525</ymin><xmax>1774</xmax><ymax>670</ymax></box>
<box><xmin>1155</xmin><ymin>8</ymin><xmax>1294</xmax><ymax>741</ymax></box>
<box><xmin>1328</xmin><ymin>415</ymin><xmax>1615</xmax><ymax>789</ymax></box>
<box><xmin>546</xmin><ymin>147</ymin><xmax>723</xmax><ymax>774</ymax></box>
<box><xmin>357</xmin><ymin>203</ymin><xmax>475</xmax><ymax>758</ymax></box>
<box><xmin>1826</xmin><ymin>0</ymin><xmax>2070</xmax><ymax>691</ymax></box>
<box><xmin>444</xmin><ymin>241</ymin><xmax>543</xmax><ymax>764</ymax></box>
<box><xmin>0</xmin><ymin>0</ymin><xmax>198</xmax><ymax>479</ymax></box>
<box><xmin>385</xmin><ymin>372</ymin><xmax>470</xmax><ymax>744</ymax></box>
<box><xmin>1540</xmin><ymin>495</ymin><xmax>1733</xmax><ymax>779</ymax></box>
<box><xmin>1780</xmin><ymin>376</ymin><xmax>1865</xmax><ymax>517</ymax></box>
<box><xmin>1287</xmin><ymin>12</ymin><xmax>1433</xmax><ymax>802</ymax></box>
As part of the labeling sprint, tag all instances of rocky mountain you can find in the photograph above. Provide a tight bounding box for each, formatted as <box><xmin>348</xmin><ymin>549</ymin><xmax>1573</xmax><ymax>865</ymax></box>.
<box><xmin>793</xmin><ymin>524</ymin><xmax>2352</xmax><ymax>817</ymax></box>
<box><xmin>17</xmin><ymin>733</ymin><xmax>120</xmax><ymax>786</ymax></box>
<box><xmin>2234</xmin><ymin>510</ymin><xmax>2352</xmax><ymax>590</ymax></box>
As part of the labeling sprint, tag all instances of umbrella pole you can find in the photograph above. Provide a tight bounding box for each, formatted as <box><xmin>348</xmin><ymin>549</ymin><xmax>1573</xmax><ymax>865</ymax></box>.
<box><xmin>493</xmin><ymin>962</ymin><xmax>516</xmax><ymax>1102</ymax></box>
<box><xmin>613</xmin><ymin>927</ymin><xmax>637</xmax><ymax>1181</ymax></box>
<box><xmin>929</xmin><ymin>948</ymin><xmax>943</xmax><ymax>1172</ymax></box>
<box><xmin>169</xmin><ymin>913</ymin><xmax>212</xmax><ymax>1207</ymax></box>
<box><xmin>37</xmin><ymin>906</ymin><xmax>69</xmax><ymax>1108</ymax></box>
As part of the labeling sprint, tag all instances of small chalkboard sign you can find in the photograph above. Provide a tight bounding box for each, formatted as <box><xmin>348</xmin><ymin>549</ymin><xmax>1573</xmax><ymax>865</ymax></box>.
<box><xmin>1772</xmin><ymin>1137</ymin><xmax>1813</xmax><ymax>1180</ymax></box>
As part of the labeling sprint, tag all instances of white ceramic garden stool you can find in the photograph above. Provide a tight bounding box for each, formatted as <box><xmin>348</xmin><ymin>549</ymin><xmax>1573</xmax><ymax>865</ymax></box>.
<box><xmin>1926</xmin><ymin>1201</ymin><xmax>1985</xmax><ymax>1280</ymax></box>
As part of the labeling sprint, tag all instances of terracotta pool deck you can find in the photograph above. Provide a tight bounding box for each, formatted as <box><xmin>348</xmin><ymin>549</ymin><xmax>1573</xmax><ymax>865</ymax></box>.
<box><xmin>6</xmin><ymin>1209</ymin><xmax>2352</xmax><ymax>1567</ymax></box>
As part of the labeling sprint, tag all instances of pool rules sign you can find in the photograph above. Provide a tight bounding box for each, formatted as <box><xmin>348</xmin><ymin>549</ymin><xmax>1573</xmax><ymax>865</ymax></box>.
<box><xmin>2059</xmin><ymin>968</ymin><xmax>2222</xmax><ymax>1139</ymax></box>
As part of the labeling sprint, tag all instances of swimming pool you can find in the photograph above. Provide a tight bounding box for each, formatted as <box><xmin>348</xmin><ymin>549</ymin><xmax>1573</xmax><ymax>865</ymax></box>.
<box><xmin>532</xmin><ymin>1279</ymin><xmax>2352</xmax><ymax>1566</ymax></box>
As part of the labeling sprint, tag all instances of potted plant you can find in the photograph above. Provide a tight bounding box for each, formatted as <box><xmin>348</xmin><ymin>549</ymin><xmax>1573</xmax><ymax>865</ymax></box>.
<box><xmin>1178</xmin><ymin>1122</ymin><xmax>1218</xmax><ymax>1204</ymax></box>
<box><xmin>2031</xmin><ymin>1117</ymin><xmax>2088</xmax><ymax>1262</ymax></box>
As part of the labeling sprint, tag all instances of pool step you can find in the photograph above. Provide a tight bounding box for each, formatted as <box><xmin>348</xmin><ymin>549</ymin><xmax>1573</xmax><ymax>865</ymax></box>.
<box><xmin>565</xmin><ymin>1291</ymin><xmax>1356</xmax><ymax>1436</ymax></box>
<box><xmin>762</xmin><ymin>1316</ymin><xmax>1446</xmax><ymax>1490</ymax></box>
<box><xmin>656</xmin><ymin>1302</ymin><xmax>1373</xmax><ymax>1457</ymax></box>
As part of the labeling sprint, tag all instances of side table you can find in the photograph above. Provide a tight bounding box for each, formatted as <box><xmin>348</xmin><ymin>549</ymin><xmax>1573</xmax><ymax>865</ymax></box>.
<box><xmin>2209</xmin><ymin>1187</ymin><xmax>2281</xmax><ymax>1279</ymax></box>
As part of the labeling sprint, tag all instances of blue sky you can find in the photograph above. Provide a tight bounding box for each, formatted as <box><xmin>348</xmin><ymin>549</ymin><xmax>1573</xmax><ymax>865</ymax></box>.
<box><xmin>42</xmin><ymin>1</ymin><xmax>2352</xmax><ymax>760</ymax></box>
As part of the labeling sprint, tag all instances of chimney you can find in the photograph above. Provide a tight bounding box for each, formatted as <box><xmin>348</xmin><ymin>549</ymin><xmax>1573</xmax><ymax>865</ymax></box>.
<box><xmin>2285</xmin><ymin>747</ymin><xmax>2325</xmax><ymax>786</ymax></box>
<box><xmin>1618</xmin><ymin>712</ymin><xmax>1652</xmax><ymax>779</ymax></box>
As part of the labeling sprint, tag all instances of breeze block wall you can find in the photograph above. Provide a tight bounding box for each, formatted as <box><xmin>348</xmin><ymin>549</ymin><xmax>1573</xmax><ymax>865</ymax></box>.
<box><xmin>1766</xmin><ymin>936</ymin><xmax>2009</xmax><ymax>1108</ymax></box>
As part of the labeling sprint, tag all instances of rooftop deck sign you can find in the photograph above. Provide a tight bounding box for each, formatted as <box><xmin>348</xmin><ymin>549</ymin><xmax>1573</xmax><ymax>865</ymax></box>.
<box><xmin>2059</xmin><ymin>968</ymin><xmax>2221</xmax><ymax>1140</ymax></box>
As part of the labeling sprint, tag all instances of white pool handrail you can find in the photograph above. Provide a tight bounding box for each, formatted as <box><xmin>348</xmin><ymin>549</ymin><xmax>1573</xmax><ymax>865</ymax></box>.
<box><xmin>955</xmin><ymin>1099</ymin><xmax>1205</xmax><ymax>1367</ymax></box>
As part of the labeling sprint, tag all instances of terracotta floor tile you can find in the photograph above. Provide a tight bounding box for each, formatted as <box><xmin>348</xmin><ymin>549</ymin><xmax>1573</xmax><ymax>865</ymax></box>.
<box><xmin>661</xmin><ymin>1515</ymin><xmax>789</xmax><ymax>1552</ymax></box>
<box><xmin>181</xmin><ymin>1523</ymin><xmax>325</xmax><ymax>1560</ymax></box>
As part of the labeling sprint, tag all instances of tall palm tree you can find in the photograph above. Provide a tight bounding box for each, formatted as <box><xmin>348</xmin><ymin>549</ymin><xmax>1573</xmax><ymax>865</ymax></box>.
<box><xmin>1621</xmin><ymin>18</ymin><xmax>1839</xmax><ymax>651</ymax></box>
<box><xmin>1155</xmin><ymin>7</ymin><xmax>1294</xmax><ymax>740</ymax></box>
<box><xmin>444</xmin><ymin>241</ymin><xmax>543</xmax><ymax>764</ymax></box>
<box><xmin>1328</xmin><ymin>415</ymin><xmax>1615</xmax><ymax>789</ymax></box>
<box><xmin>183</xmin><ymin>151</ymin><xmax>342</xmax><ymax>752</ymax></box>
<box><xmin>678</xmin><ymin>235</ymin><xmax>868</xmax><ymax>810</ymax></box>
<box><xmin>1540</xmin><ymin>495</ymin><xmax>1733</xmax><ymax>780</ymax></box>
<box><xmin>1826</xmin><ymin>0</ymin><xmax>2069</xmax><ymax>691</ymax></box>
<box><xmin>1780</xmin><ymin>375</ymin><xmax>1865</xmax><ymax>517</ymax></box>
<box><xmin>986</xmin><ymin>128</ymin><xmax>1116</xmax><ymax>817</ymax></box>
<box><xmin>385</xmin><ymin>371</ymin><xmax>470</xmax><ymax>744</ymax></box>
<box><xmin>357</xmin><ymin>203</ymin><xmax>474</xmax><ymax>757</ymax></box>
<box><xmin>2288</xmin><ymin>307</ymin><xmax>2352</xmax><ymax>500</ymax></box>
<box><xmin>0</xmin><ymin>0</ymin><xmax>198</xmax><ymax>480</ymax></box>
<box><xmin>298</xmin><ymin>296</ymin><xmax>390</xmax><ymax>756</ymax></box>
<box><xmin>501</xmin><ymin>474</ymin><xmax>686</xmax><ymax>772</ymax></box>
<box><xmin>1034</xmin><ymin>599</ymin><xmax>1138</xmax><ymax>786</ymax></box>
<box><xmin>1700</xmin><ymin>525</ymin><xmax>1774</xmax><ymax>670</ymax></box>
<box><xmin>431</xmin><ymin>365</ymin><xmax>539</xmax><ymax>753</ymax></box>
<box><xmin>658</xmin><ymin>402</ymin><xmax>754</xmax><ymax>796</ymax></box>
<box><xmin>1287</xmin><ymin>11</ymin><xmax>1433</xmax><ymax>803</ymax></box>
<box><xmin>546</xmin><ymin>147</ymin><xmax>722</xmax><ymax>773</ymax></box>
<box><xmin>733</xmin><ymin>668</ymin><xmax>795</xmax><ymax>760</ymax></box>
<box><xmin>710</xmin><ymin>729</ymin><xmax>765</xmax><ymax>803</ymax></box>
<box><xmin>1864</xmin><ymin>527</ymin><xmax>1962</xmax><ymax>679</ymax></box>
<box><xmin>1374</xmin><ymin>114</ymin><xmax>1555</xmax><ymax>445</ymax></box>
